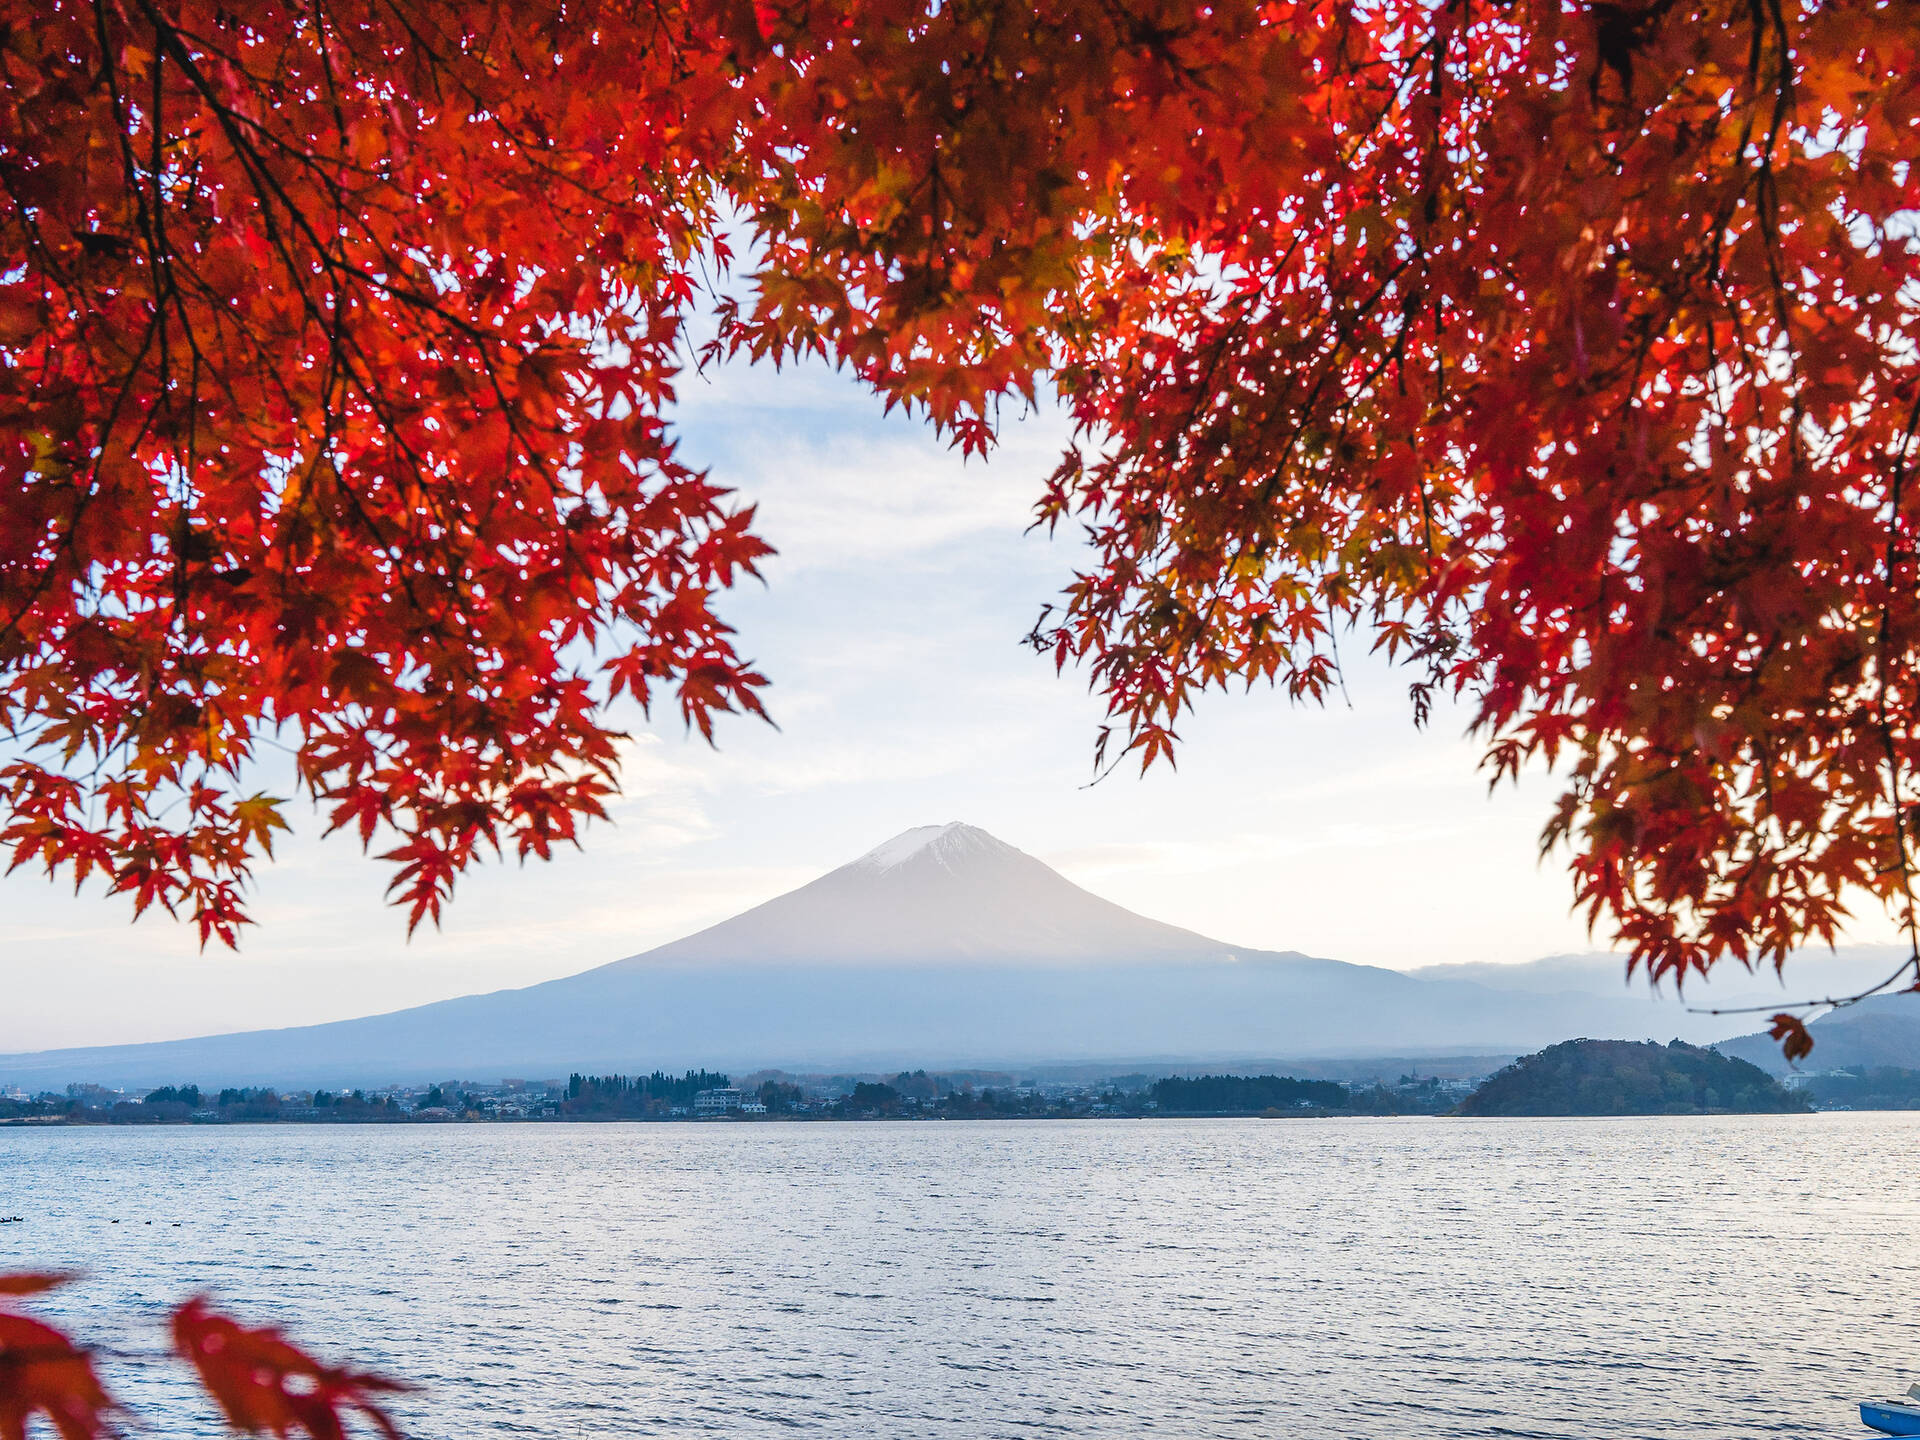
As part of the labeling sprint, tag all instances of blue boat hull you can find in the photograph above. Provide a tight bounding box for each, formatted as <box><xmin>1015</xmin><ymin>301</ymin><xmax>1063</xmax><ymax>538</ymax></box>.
<box><xmin>1862</xmin><ymin>1402</ymin><xmax>1920</xmax><ymax>1436</ymax></box>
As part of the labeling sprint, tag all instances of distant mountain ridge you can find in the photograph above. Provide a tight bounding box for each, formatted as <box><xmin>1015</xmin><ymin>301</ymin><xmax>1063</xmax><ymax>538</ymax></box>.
<box><xmin>1718</xmin><ymin>992</ymin><xmax>1920</xmax><ymax>1074</ymax></box>
<box><xmin>0</xmin><ymin>822</ymin><xmax>1775</xmax><ymax>1090</ymax></box>
<box><xmin>1419</xmin><ymin>949</ymin><xmax>1920</xmax><ymax>1076</ymax></box>
<box><xmin>1411</xmin><ymin>947</ymin><xmax>1915</xmax><ymax>1008</ymax></box>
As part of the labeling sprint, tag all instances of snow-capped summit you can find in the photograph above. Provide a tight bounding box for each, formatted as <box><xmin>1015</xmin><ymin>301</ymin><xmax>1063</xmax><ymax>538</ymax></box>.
<box><xmin>854</xmin><ymin>822</ymin><xmax>1007</xmax><ymax>874</ymax></box>
<box><xmin>613</xmin><ymin>821</ymin><xmax>1226</xmax><ymax>969</ymax></box>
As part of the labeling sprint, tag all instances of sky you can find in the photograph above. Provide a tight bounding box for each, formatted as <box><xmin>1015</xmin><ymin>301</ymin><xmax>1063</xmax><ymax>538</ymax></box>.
<box><xmin>3</xmin><ymin>349</ymin><xmax>1903</xmax><ymax>1052</ymax></box>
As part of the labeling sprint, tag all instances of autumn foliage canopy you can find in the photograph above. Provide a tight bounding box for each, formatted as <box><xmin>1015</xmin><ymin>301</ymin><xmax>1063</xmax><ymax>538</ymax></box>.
<box><xmin>4</xmin><ymin>0</ymin><xmax>1919</xmax><ymax>1021</ymax></box>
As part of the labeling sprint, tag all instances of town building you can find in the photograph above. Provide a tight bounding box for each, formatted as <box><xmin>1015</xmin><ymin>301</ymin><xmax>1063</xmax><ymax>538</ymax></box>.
<box><xmin>694</xmin><ymin>1087</ymin><xmax>745</xmax><ymax>1116</ymax></box>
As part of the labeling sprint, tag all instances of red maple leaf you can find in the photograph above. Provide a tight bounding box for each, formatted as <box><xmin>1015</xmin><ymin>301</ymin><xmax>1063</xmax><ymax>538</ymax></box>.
<box><xmin>171</xmin><ymin>1299</ymin><xmax>408</xmax><ymax>1440</ymax></box>
<box><xmin>0</xmin><ymin>1273</ymin><xmax>116</xmax><ymax>1440</ymax></box>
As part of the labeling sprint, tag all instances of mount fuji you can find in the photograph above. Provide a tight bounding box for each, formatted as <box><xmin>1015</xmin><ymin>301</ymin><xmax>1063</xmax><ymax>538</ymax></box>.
<box><xmin>0</xmin><ymin>823</ymin><xmax>1752</xmax><ymax>1089</ymax></box>
<box><xmin>612</xmin><ymin>822</ymin><xmax>1227</xmax><ymax>968</ymax></box>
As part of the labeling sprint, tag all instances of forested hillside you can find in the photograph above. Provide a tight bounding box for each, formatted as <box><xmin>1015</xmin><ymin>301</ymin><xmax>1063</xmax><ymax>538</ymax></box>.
<box><xmin>1458</xmin><ymin>1041</ymin><xmax>1806</xmax><ymax>1117</ymax></box>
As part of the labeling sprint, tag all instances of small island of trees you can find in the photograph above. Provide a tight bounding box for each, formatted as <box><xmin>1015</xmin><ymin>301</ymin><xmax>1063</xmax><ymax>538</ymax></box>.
<box><xmin>1457</xmin><ymin>1040</ymin><xmax>1807</xmax><ymax>1117</ymax></box>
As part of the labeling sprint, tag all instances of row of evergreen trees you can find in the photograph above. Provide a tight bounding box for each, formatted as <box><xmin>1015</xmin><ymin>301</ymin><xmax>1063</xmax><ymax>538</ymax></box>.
<box><xmin>562</xmin><ymin>1070</ymin><xmax>731</xmax><ymax>1115</ymax></box>
<box><xmin>1150</xmin><ymin>1074</ymin><xmax>1352</xmax><ymax>1113</ymax></box>
<box><xmin>0</xmin><ymin>1085</ymin><xmax>407</xmax><ymax>1123</ymax></box>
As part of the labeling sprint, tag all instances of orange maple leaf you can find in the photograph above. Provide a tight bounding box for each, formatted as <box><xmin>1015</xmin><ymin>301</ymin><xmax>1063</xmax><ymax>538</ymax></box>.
<box><xmin>1767</xmin><ymin>1013</ymin><xmax>1816</xmax><ymax>1065</ymax></box>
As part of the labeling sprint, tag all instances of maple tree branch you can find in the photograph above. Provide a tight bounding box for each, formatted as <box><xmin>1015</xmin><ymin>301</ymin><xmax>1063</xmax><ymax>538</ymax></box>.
<box><xmin>128</xmin><ymin>1</ymin><xmax>579</xmax><ymax>666</ymax></box>
<box><xmin>0</xmin><ymin>304</ymin><xmax>164</xmax><ymax>654</ymax></box>
<box><xmin>1689</xmin><ymin>949</ymin><xmax>1920</xmax><ymax>1018</ymax></box>
<box><xmin>1874</xmin><ymin>383</ymin><xmax>1920</xmax><ymax>981</ymax></box>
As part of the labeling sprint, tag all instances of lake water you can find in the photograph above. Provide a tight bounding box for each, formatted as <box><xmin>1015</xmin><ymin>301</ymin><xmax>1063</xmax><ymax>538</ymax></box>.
<box><xmin>2</xmin><ymin>1115</ymin><xmax>1912</xmax><ymax>1438</ymax></box>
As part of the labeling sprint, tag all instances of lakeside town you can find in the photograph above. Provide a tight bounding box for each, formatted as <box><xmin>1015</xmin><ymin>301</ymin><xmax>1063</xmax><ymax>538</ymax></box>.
<box><xmin>1</xmin><ymin>1068</ymin><xmax>1468</xmax><ymax>1124</ymax></box>
<box><xmin>6</xmin><ymin>1043</ymin><xmax>1917</xmax><ymax>1124</ymax></box>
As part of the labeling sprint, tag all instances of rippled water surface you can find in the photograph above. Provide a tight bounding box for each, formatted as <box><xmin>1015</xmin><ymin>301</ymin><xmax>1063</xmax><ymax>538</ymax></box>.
<box><xmin>3</xmin><ymin>1116</ymin><xmax>1913</xmax><ymax>1438</ymax></box>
